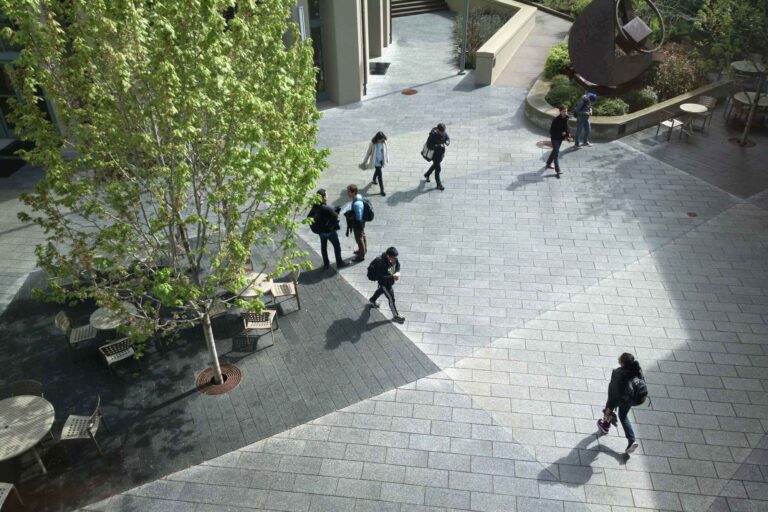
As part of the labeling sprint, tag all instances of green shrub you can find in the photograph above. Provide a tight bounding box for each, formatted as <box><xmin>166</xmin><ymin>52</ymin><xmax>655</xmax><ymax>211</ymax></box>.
<box><xmin>534</xmin><ymin>0</ymin><xmax>590</xmax><ymax>17</ymax></box>
<box><xmin>545</xmin><ymin>84</ymin><xmax>582</xmax><ymax>109</ymax></box>
<box><xmin>592</xmin><ymin>98</ymin><xmax>630</xmax><ymax>116</ymax></box>
<box><xmin>544</xmin><ymin>42</ymin><xmax>570</xmax><ymax>79</ymax></box>
<box><xmin>623</xmin><ymin>87</ymin><xmax>659</xmax><ymax>111</ymax></box>
<box><xmin>550</xmin><ymin>74</ymin><xmax>571</xmax><ymax>87</ymax></box>
<box><xmin>650</xmin><ymin>42</ymin><xmax>706</xmax><ymax>100</ymax></box>
<box><xmin>455</xmin><ymin>8</ymin><xmax>514</xmax><ymax>69</ymax></box>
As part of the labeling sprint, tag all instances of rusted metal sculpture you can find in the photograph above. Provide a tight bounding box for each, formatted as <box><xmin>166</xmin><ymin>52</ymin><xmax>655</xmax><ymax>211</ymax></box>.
<box><xmin>568</xmin><ymin>0</ymin><xmax>665</xmax><ymax>91</ymax></box>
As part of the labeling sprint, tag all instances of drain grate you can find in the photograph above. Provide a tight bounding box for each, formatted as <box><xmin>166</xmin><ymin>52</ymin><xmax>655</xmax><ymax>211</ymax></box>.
<box><xmin>196</xmin><ymin>364</ymin><xmax>242</xmax><ymax>395</ymax></box>
<box><xmin>401</xmin><ymin>88</ymin><xmax>418</xmax><ymax>95</ymax></box>
<box><xmin>536</xmin><ymin>140</ymin><xmax>553</xmax><ymax>149</ymax></box>
<box><xmin>687</xmin><ymin>212</ymin><xmax>698</xmax><ymax>218</ymax></box>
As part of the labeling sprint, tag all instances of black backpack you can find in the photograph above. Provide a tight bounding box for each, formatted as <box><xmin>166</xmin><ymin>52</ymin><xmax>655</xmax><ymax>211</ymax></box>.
<box><xmin>307</xmin><ymin>205</ymin><xmax>322</xmax><ymax>234</ymax></box>
<box><xmin>366</xmin><ymin>258</ymin><xmax>380</xmax><ymax>281</ymax></box>
<box><xmin>627</xmin><ymin>376</ymin><xmax>649</xmax><ymax>406</ymax></box>
<box><xmin>356</xmin><ymin>198</ymin><xmax>374</xmax><ymax>222</ymax></box>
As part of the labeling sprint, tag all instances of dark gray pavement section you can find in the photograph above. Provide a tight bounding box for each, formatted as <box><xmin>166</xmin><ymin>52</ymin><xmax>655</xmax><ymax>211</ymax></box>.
<box><xmin>0</xmin><ymin>238</ymin><xmax>438</xmax><ymax>512</ymax></box>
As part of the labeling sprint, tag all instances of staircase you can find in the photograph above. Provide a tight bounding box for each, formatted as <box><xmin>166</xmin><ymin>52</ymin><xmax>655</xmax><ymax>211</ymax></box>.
<box><xmin>391</xmin><ymin>0</ymin><xmax>449</xmax><ymax>18</ymax></box>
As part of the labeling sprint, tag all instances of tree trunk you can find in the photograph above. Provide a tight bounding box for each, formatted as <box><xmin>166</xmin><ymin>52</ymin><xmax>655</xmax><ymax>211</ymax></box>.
<box><xmin>739</xmin><ymin>72</ymin><xmax>765</xmax><ymax>146</ymax></box>
<box><xmin>201</xmin><ymin>313</ymin><xmax>224</xmax><ymax>385</ymax></box>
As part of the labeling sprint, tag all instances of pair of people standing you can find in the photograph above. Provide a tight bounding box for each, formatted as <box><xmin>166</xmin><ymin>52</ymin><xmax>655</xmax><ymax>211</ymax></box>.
<box><xmin>310</xmin><ymin>184</ymin><xmax>367</xmax><ymax>269</ymax></box>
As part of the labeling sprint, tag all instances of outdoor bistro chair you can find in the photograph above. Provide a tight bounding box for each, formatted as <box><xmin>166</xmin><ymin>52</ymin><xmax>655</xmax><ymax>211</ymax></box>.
<box><xmin>239</xmin><ymin>310</ymin><xmax>278</xmax><ymax>349</ymax></box>
<box><xmin>0</xmin><ymin>482</ymin><xmax>24</xmax><ymax>508</ymax></box>
<box><xmin>55</xmin><ymin>310</ymin><xmax>98</xmax><ymax>361</ymax></box>
<box><xmin>60</xmin><ymin>394</ymin><xmax>110</xmax><ymax>458</ymax></box>
<box><xmin>10</xmin><ymin>379</ymin><xmax>44</xmax><ymax>397</ymax></box>
<box><xmin>655</xmin><ymin>110</ymin><xmax>685</xmax><ymax>140</ymax></box>
<box><xmin>270</xmin><ymin>270</ymin><xmax>301</xmax><ymax>314</ymax></box>
<box><xmin>694</xmin><ymin>96</ymin><xmax>717</xmax><ymax>131</ymax></box>
<box><xmin>98</xmin><ymin>337</ymin><xmax>135</xmax><ymax>374</ymax></box>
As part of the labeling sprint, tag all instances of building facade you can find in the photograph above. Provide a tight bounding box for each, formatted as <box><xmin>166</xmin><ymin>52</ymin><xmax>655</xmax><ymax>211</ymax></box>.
<box><xmin>294</xmin><ymin>0</ymin><xmax>391</xmax><ymax>105</ymax></box>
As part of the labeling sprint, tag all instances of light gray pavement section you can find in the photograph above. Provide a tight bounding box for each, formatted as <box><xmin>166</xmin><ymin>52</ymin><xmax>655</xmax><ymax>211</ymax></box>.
<box><xmin>87</xmin><ymin>11</ymin><xmax>768</xmax><ymax>512</ymax></box>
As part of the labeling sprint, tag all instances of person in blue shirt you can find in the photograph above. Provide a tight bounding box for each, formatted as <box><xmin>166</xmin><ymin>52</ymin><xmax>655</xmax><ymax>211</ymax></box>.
<box><xmin>573</xmin><ymin>92</ymin><xmax>596</xmax><ymax>147</ymax></box>
<box><xmin>361</xmin><ymin>131</ymin><xmax>389</xmax><ymax>196</ymax></box>
<box><xmin>346</xmin><ymin>184</ymin><xmax>367</xmax><ymax>262</ymax></box>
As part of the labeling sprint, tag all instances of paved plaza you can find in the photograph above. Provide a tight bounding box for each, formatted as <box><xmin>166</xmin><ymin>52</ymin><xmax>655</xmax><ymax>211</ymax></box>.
<box><xmin>1</xmin><ymin>10</ymin><xmax>768</xmax><ymax>512</ymax></box>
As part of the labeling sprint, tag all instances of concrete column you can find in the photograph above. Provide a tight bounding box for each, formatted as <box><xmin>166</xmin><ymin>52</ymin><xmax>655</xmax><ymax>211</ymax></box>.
<box><xmin>383</xmin><ymin>0</ymin><xmax>390</xmax><ymax>48</ymax></box>
<box><xmin>321</xmin><ymin>0</ymin><xmax>364</xmax><ymax>105</ymax></box>
<box><xmin>367</xmin><ymin>0</ymin><xmax>384</xmax><ymax>58</ymax></box>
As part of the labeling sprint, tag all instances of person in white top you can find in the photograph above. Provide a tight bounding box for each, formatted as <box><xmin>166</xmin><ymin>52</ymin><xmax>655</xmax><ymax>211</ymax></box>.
<box><xmin>361</xmin><ymin>131</ymin><xmax>389</xmax><ymax>196</ymax></box>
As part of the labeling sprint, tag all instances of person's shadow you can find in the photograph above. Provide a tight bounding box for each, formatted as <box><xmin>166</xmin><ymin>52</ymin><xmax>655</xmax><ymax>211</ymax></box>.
<box><xmin>538</xmin><ymin>434</ymin><xmax>627</xmax><ymax>486</ymax></box>
<box><xmin>507</xmin><ymin>167</ymin><xmax>551</xmax><ymax>191</ymax></box>
<box><xmin>385</xmin><ymin>181</ymin><xmax>433</xmax><ymax>206</ymax></box>
<box><xmin>324</xmin><ymin>305</ymin><xmax>391</xmax><ymax>349</ymax></box>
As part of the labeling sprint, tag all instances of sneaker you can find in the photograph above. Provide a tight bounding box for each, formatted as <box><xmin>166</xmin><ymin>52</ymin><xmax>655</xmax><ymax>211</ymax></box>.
<box><xmin>626</xmin><ymin>441</ymin><xmax>639</xmax><ymax>454</ymax></box>
<box><xmin>353</xmin><ymin>250</ymin><xmax>360</xmax><ymax>255</ymax></box>
<box><xmin>323</xmin><ymin>263</ymin><xmax>330</xmax><ymax>270</ymax></box>
<box><xmin>381</xmin><ymin>191</ymin><xmax>386</xmax><ymax>196</ymax></box>
<box><xmin>574</xmin><ymin>143</ymin><xmax>581</xmax><ymax>147</ymax></box>
<box><xmin>584</xmin><ymin>141</ymin><xmax>593</xmax><ymax>147</ymax></box>
<box><xmin>597</xmin><ymin>419</ymin><xmax>610</xmax><ymax>434</ymax></box>
<box><xmin>555</xmin><ymin>172</ymin><xmax>561</xmax><ymax>179</ymax></box>
<box><xmin>423</xmin><ymin>173</ymin><xmax>431</xmax><ymax>182</ymax></box>
<box><xmin>437</xmin><ymin>185</ymin><xmax>445</xmax><ymax>191</ymax></box>
<box><xmin>367</xmin><ymin>300</ymin><xmax>380</xmax><ymax>309</ymax></box>
<box><xmin>546</xmin><ymin>165</ymin><xmax>555</xmax><ymax>169</ymax></box>
<box><xmin>609</xmin><ymin>414</ymin><xmax>618</xmax><ymax>427</ymax></box>
<box><xmin>336</xmin><ymin>261</ymin><xmax>348</xmax><ymax>268</ymax></box>
<box><xmin>393</xmin><ymin>315</ymin><xmax>406</xmax><ymax>324</ymax></box>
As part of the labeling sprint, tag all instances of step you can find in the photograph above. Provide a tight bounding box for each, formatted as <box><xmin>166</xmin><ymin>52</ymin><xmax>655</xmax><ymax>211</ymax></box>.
<box><xmin>391</xmin><ymin>0</ymin><xmax>449</xmax><ymax>17</ymax></box>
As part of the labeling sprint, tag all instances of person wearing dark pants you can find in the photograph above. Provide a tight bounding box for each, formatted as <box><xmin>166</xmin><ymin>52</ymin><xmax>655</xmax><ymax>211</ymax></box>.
<box><xmin>546</xmin><ymin>105</ymin><xmax>571</xmax><ymax>178</ymax></box>
<box><xmin>314</xmin><ymin>189</ymin><xmax>347</xmax><ymax>270</ymax></box>
<box><xmin>346</xmin><ymin>184</ymin><xmax>367</xmax><ymax>262</ymax></box>
<box><xmin>361</xmin><ymin>132</ymin><xmax>389</xmax><ymax>196</ymax></box>
<box><xmin>597</xmin><ymin>352</ymin><xmax>643</xmax><ymax>454</ymax></box>
<box><xmin>367</xmin><ymin>247</ymin><xmax>405</xmax><ymax>324</ymax></box>
<box><xmin>423</xmin><ymin>123</ymin><xmax>450</xmax><ymax>191</ymax></box>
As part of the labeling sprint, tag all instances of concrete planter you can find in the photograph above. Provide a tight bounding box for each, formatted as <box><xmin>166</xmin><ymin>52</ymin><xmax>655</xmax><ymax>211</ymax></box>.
<box><xmin>525</xmin><ymin>78</ymin><xmax>733</xmax><ymax>140</ymax></box>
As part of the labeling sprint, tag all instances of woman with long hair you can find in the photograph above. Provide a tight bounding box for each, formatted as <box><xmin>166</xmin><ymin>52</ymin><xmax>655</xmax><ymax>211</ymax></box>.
<box><xmin>597</xmin><ymin>352</ymin><xmax>643</xmax><ymax>454</ymax></box>
<box><xmin>360</xmin><ymin>131</ymin><xmax>389</xmax><ymax>196</ymax></box>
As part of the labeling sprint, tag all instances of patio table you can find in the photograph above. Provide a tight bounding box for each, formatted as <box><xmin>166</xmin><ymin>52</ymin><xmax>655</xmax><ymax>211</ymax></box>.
<box><xmin>90</xmin><ymin>301</ymin><xmax>139</xmax><ymax>330</ymax></box>
<box><xmin>0</xmin><ymin>395</ymin><xmax>55</xmax><ymax>474</ymax></box>
<box><xmin>731</xmin><ymin>60</ymin><xmax>766</xmax><ymax>75</ymax></box>
<box><xmin>240</xmin><ymin>272</ymin><xmax>274</xmax><ymax>299</ymax></box>
<box><xmin>733</xmin><ymin>91</ymin><xmax>768</xmax><ymax>108</ymax></box>
<box><xmin>679</xmin><ymin>103</ymin><xmax>708</xmax><ymax>136</ymax></box>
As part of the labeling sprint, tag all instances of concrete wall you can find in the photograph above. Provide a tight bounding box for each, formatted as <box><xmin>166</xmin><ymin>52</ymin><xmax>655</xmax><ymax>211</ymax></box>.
<box><xmin>368</xmin><ymin>0</ymin><xmax>384</xmax><ymax>58</ymax></box>
<box><xmin>525</xmin><ymin>78</ymin><xmax>733</xmax><ymax>139</ymax></box>
<box><xmin>322</xmin><ymin>0</ymin><xmax>366</xmax><ymax>105</ymax></box>
<box><xmin>446</xmin><ymin>0</ymin><xmax>536</xmax><ymax>86</ymax></box>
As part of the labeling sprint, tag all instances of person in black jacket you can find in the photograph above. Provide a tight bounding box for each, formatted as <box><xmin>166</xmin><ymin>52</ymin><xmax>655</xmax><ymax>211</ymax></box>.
<box><xmin>546</xmin><ymin>105</ymin><xmax>571</xmax><ymax>178</ymax></box>
<box><xmin>423</xmin><ymin>123</ymin><xmax>450</xmax><ymax>191</ymax></box>
<box><xmin>597</xmin><ymin>352</ymin><xmax>643</xmax><ymax>454</ymax></box>
<box><xmin>314</xmin><ymin>189</ymin><xmax>348</xmax><ymax>270</ymax></box>
<box><xmin>367</xmin><ymin>247</ymin><xmax>405</xmax><ymax>324</ymax></box>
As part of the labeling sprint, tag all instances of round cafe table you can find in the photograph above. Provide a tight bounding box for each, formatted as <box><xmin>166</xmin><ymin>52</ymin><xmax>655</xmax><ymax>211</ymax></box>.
<box><xmin>0</xmin><ymin>395</ymin><xmax>55</xmax><ymax>474</ymax></box>
<box><xmin>731</xmin><ymin>60</ymin><xmax>766</xmax><ymax>75</ymax></box>
<box><xmin>732</xmin><ymin>91</ymin><xmax>768</xmax><ymax>108</ymax></box>
<box><xmin>240</xmin><ymin>272</ymin><xmax>274</xmax><ymax>299</ymax></box>
<box><xmin>679</xmin><ymin>103</ymin><xmax>708</xmax><ymax>135</ymax></box>
<box><xmin>90</xmin><ymin>301</ymin><xmax>139</xmax><ymax>330</ymax></box>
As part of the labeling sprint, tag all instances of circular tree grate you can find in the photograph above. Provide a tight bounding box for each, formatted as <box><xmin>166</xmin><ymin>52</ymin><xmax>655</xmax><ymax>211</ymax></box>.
<box><xmin>401</xmin><ymin>88</ymin><xmax>418</xmax><ymax>95</ymax></box>
<box><xmin>536</xmin><ymin>140</ymin><xmax>553</xmax><ymax>149</ymax></box>
<box><xmin>196</xmin><ymin>364</ymin><xmax>242</xmax><ymax>396</ymax></box>
<box><xmin>687</xmin><ymin>212</ymin><xmax>698</xmax><ymax>218</ymax></box>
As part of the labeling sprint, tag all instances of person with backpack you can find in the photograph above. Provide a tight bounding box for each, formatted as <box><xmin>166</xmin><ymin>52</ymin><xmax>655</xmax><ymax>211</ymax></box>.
<box><xmin>573</xmin><ymin>92</ymin><xmax>596</xmax><ymax>147</ymax></box>
<box><xmin>308</xmin><ymin>189</ymin><xmax>348</xmax><ymax>271</ymax></box>
<box><xmin>367</xmin><ymin>246</ymin><xmax>405</xmax><ymax>324</ymax></box>
<box><xmin>360</xmin><ymin>131</ymin><xmax>389</xmax><ymax>196</ymax></box>
<box><xmin>345</xmin><ymin>184</ymin><xmax>371</xmax><ymax>262</ymax></box>
<box><xmin>597</xmin><ymin>352</ymin><xmax>647</xmax><ymax>454</ymax></box>
<box><xmin>423</xmin><ymin>123</ymin><xmax>450</xmax><ymax>191</ymax></box>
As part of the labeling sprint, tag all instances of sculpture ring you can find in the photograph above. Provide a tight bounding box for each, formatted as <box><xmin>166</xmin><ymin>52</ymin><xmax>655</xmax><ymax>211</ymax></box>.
<box><xmin>615</xmin><ymin>0</ymin><xmax>665</xmax><ymax>54</ymax></box>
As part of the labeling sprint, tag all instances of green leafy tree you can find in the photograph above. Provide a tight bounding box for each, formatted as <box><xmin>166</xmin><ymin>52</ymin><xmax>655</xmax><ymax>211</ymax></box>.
<box><xmin>1</xmin><ymin>0</ymin><xmax>326</xmax><ymax>383</ymax></box>
<box><xmin>694</xmin><ymin>0</ymin><xmax>768</xmax><ymax>70</ymax></box>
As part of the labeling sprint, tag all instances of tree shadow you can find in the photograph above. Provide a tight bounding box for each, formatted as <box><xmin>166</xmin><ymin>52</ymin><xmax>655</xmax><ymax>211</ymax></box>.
<box><xmin>324</xmin><ymin>306</ymin><xmax>391</xmax><ymax>349</ymax></box>
<box><xmin>538</xmin><ymin>434</ymin><xmax>627</xmax><ymax>486</ymax></box>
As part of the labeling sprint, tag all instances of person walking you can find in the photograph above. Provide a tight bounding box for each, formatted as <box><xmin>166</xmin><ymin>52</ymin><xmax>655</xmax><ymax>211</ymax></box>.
<box><xmin>597</xmin><ymin>352</ymin><xmax>644</xmax><ymax>454</ymax></box>
<box><xmin>361</xmin><ymin>131</ymin><xmax>389</xmax><ymax>196</ymax></box>
<box><xmin>312</xmin><ymin>189</ymin><xmax>348</xmax><ymax>270</ymax></box>
<box><xmin>573</xmin><ymin>92</ymin><xmax>596</xmax><ymax>147</ymax></box>
<box><xmin>546</xmin><ymin>105</ymin><xmax>571</xmax><ymax>178</ymax></box>
<box><xmin>423</xmin><ymin>123</ymin><xmax>450</xmax><ymax>191</ymax></box>
<box><xmin>367</xmin><ymin>247</ymin><xmax>405</xmax><ymax>324</ymax></box>
<box><xmin>346</xmin><ymin>184</ymin><xmax>367</xmax><ymax>262</ymax></box>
